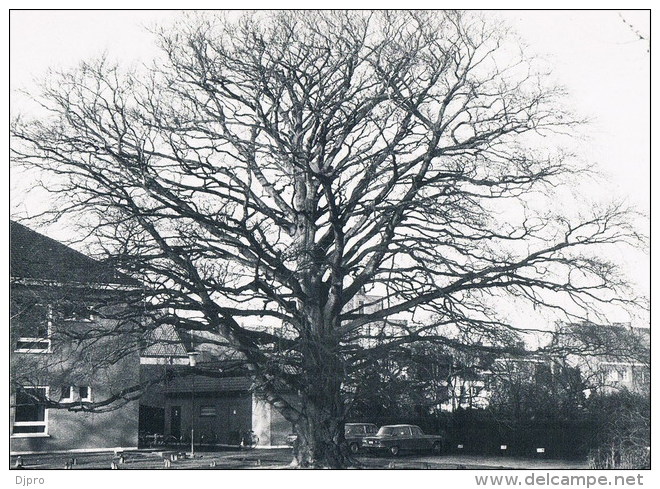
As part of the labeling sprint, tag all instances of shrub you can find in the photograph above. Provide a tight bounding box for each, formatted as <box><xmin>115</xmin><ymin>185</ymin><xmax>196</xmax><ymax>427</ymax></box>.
<box><xmin>588</xmin><ymin>444</ymin><xmax>650</xmax><ymax>469</ymax></box>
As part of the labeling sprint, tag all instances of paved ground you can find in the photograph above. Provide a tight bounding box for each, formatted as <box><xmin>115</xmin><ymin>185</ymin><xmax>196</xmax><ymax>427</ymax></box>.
<box><xmin>10</xmin><ymin>448</ymin><xmax>589</xmax><ymax>470</ymax></box>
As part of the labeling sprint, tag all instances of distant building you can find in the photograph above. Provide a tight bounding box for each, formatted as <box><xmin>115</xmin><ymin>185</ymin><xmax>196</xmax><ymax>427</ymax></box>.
<box><xmin>438</xmin><ymin>320</ymin><xmax>651</xmax><ymax>412</ymax></box>
<box><xmin>10</xmin><ymin>221</ymin><xmax>141</xmax><ymax>454</ymax></box>
<box><xmin>440</xmin><ymin>372</ymin><xmax>491</xmax><ymax>412</ymax></box>
<box><xmin>552</xmin><ymin>321</ymin><xmax>650</xmax><ymax>395</ymax></box>
<box><xmin>139</xmin><ymin>324</ymin><xmax>293</xmax><ymax>447</ymax></box>
<box><xmin>344</xmin><ymin>292</ymin><xmax>408</xmax><ymax>348</ymax></box>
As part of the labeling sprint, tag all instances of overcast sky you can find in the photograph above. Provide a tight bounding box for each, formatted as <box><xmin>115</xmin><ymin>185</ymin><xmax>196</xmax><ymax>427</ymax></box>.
<box><xmin>10</xmin><ymin>10</ymin><xmax>650</xmax><ymax>208</ymax></box>
<box><xmin>9</xmin><ymin>10</ymin><xmax>650</xmax><ymax>305</ymax></box>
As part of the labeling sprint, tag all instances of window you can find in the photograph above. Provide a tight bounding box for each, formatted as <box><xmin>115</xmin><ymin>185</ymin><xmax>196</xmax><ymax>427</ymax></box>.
<box><xmin>410</xmin><ymin>426</ymin><xmax>424</xmax><ymax>437</ymax></box>
<box><xmin>621</xmin><ymin>368</ymin><xmax>632</xmax><ymax>382</ymax></box>
<box><xmin>200</xmin><ymin>406</ymin><xmax>217</xmax><ymax>417</ymax></box>
<box><xmin>60</xmin><ymin>386</ymin><xmax>73</xmax><ymax>401</ymax></box>
<box><xmin>603</xmin><ymin>365</ymin><xmax>630</xmax><ymax>383</ymax></box>
<box><xmin>15</xmin><ymin>338</ymin><xmax>51</xmax><ymax>353</ymax></box>
<box><xmin>58</xmin><ymin>301</ymin><xmax>95</xmax><ymax>322</ymax></box>
<box><xmin>12</xmin><ymin>387</ymin><xmax>48</xmax><ymax>436</ymax></box>
<box><xmin>79</xmin><ymin>386</ymin><xmax>91</xmax><ymax>402</ymax></box>
<box><xmin>633</xmin><ymin>368</ymin><xmax>650</xmax><ymax>386</ymax></box>
<box><xmin>13</xmin><ymin>303</ymin><xmax>52</xmax><ymax>353</ymax></box>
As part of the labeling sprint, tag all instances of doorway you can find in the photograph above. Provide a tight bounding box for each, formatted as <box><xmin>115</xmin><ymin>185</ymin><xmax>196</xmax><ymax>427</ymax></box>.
<box><xmin>170</xmin><ymin>405</ymin><xmax>182</xmax><ymax>439</ymax></box>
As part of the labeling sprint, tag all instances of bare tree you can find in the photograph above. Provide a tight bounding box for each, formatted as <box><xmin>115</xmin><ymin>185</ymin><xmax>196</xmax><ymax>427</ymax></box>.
<box><xmin>11</xmin><ymin>11</ymin><xmax>644</xmax><ymax>467</ymax></box>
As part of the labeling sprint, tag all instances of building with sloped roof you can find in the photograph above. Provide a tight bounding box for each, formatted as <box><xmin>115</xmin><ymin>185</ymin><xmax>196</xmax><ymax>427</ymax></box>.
<box><xmin>138</xmin><ymin>323</ymin><xmax>294</xmax><ymax>448</ymax></box>
<box><xmin>10</xmin><ymin>220</ymin><xmax>142</xmax><ymax>454</ymax></box>
<box><xmin>552</xmin><ymin>321</ymin><xmax>650</xmax><ymax>395</ymax></box>
<box><xmin>10</xmin><ymin>220</ymin><xmax>138</xmax><ymax>287</ymax></box>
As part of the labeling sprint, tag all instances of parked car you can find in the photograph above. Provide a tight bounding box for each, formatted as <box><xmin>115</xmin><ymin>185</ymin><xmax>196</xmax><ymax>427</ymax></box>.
<box><xmin>286</xmin><ymin>423</ymin><xmax>379</xmax><ymax>453</ymax></box>
<box><xmin>344</xmin><ymin>423</ymin><xmax>379</xmax><ymax>453</ymax></box>
<box><xmin>362</xmin><ymin>424</ymin><xmax>445</xmax><ymax>456</ymax></box>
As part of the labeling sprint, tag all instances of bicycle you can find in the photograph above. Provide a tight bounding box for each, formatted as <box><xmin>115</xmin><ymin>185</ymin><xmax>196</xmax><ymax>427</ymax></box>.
<box><xmin>241</xmin><ymin>430</ymin><xmax>259</xmax><ymax>449</ymax></box>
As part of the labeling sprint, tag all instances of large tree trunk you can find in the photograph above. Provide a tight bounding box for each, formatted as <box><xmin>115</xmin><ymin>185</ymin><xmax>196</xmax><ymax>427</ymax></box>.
<box><xmin>289</xmin><ymin>333</ymin><xmax>352</xmax><ymax>468</ymax></box>
<box><xmin>291</xmin><ymin>402</ymin><xmax>349</xmax><ymax>468</ymax></box>
<box><xmin>286</xmin><ymin>166</ymin><xmax>354</xmax><ymax>468</ymax></box>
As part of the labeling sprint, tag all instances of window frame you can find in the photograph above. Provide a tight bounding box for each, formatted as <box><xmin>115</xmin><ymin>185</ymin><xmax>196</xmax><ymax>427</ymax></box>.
<box><xmin>602</xmin><ymin>363</ymin><xmax>632</xmax><ymax>383</ymax></box>
<box><xmin>14</xmin><ymin>303</ymin><xmax>53</xmax><ymax>354</ymax></box>
<box><xmin>60</xmin><ymin>385</ymin><xmax>73</xmax><ymax>401</ymax></box>
<box><xmin>199</xmin><ymin>405</ymin><xmax>217</xmax><ymax>417</ymax></box>
<box><xmin>59</xmin><ymin>302</ymin><xmax>96</xmax><ymax>322</ymax></box>
<box><xmin>79</xmin><ymin>386</ymin><xmax>92</xmax><ymax>402</ymax></box>
<box><xmin>12</xmin><ymin>386</ymin><xmax>50</xmax><ymax>438</ymax></box>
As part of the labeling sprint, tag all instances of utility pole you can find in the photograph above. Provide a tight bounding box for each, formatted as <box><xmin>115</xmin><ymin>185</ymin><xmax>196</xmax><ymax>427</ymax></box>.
<box><xmin>187</xmin><ymin>350</ymin><xmax>200</xmax><ymax>457</ymax></box>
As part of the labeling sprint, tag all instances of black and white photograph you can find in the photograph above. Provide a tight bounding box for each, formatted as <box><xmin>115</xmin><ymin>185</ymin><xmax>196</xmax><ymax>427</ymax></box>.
<box><xmin>8</xmin><ymin>6</ymin><xmax>651</xmax><ymax>482</ymax></box>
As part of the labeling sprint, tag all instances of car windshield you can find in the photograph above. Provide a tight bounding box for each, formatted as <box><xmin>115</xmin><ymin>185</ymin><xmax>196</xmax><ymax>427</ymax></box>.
<box><xmin>377</xmin><ymin>426</ymin><xmax>409</xmax><ymax>436</ymax></box>
<box><xmin>346</xmin><ymin>424</ymin><xmax>378</xmax><ymax>435</ymax></box>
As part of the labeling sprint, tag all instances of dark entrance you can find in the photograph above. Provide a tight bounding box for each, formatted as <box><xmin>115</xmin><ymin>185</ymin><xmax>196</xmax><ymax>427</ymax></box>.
<box><xmin>227</xmin><ymin>402</ymin><xmax>243</xmax><ymax>445</ymax></box>
<box><xmin>170</xmin><ymin>405</ymin><xmax>182</xmax><ymax>439</ymax></box>
<box><xmin>138</xmin><ymin>405</ymin><xmax>165</xmax><ymax>447</ymax></box>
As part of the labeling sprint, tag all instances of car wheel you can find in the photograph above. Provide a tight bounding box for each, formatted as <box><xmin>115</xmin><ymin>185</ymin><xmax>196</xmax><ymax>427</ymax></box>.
<box><xmin>389</xmin><ymin>445</ymin><xmax>400</xmax><ymax>456</ymax></box>
<box><xmin>349</xmin><ymin>442</ymin><xmax>360</xmax><ymax>454</ymax></box>
<box><xmin>432</xmin><ymin>442</ymin><xmax>443</xmax><ymax>454</ymax></box>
